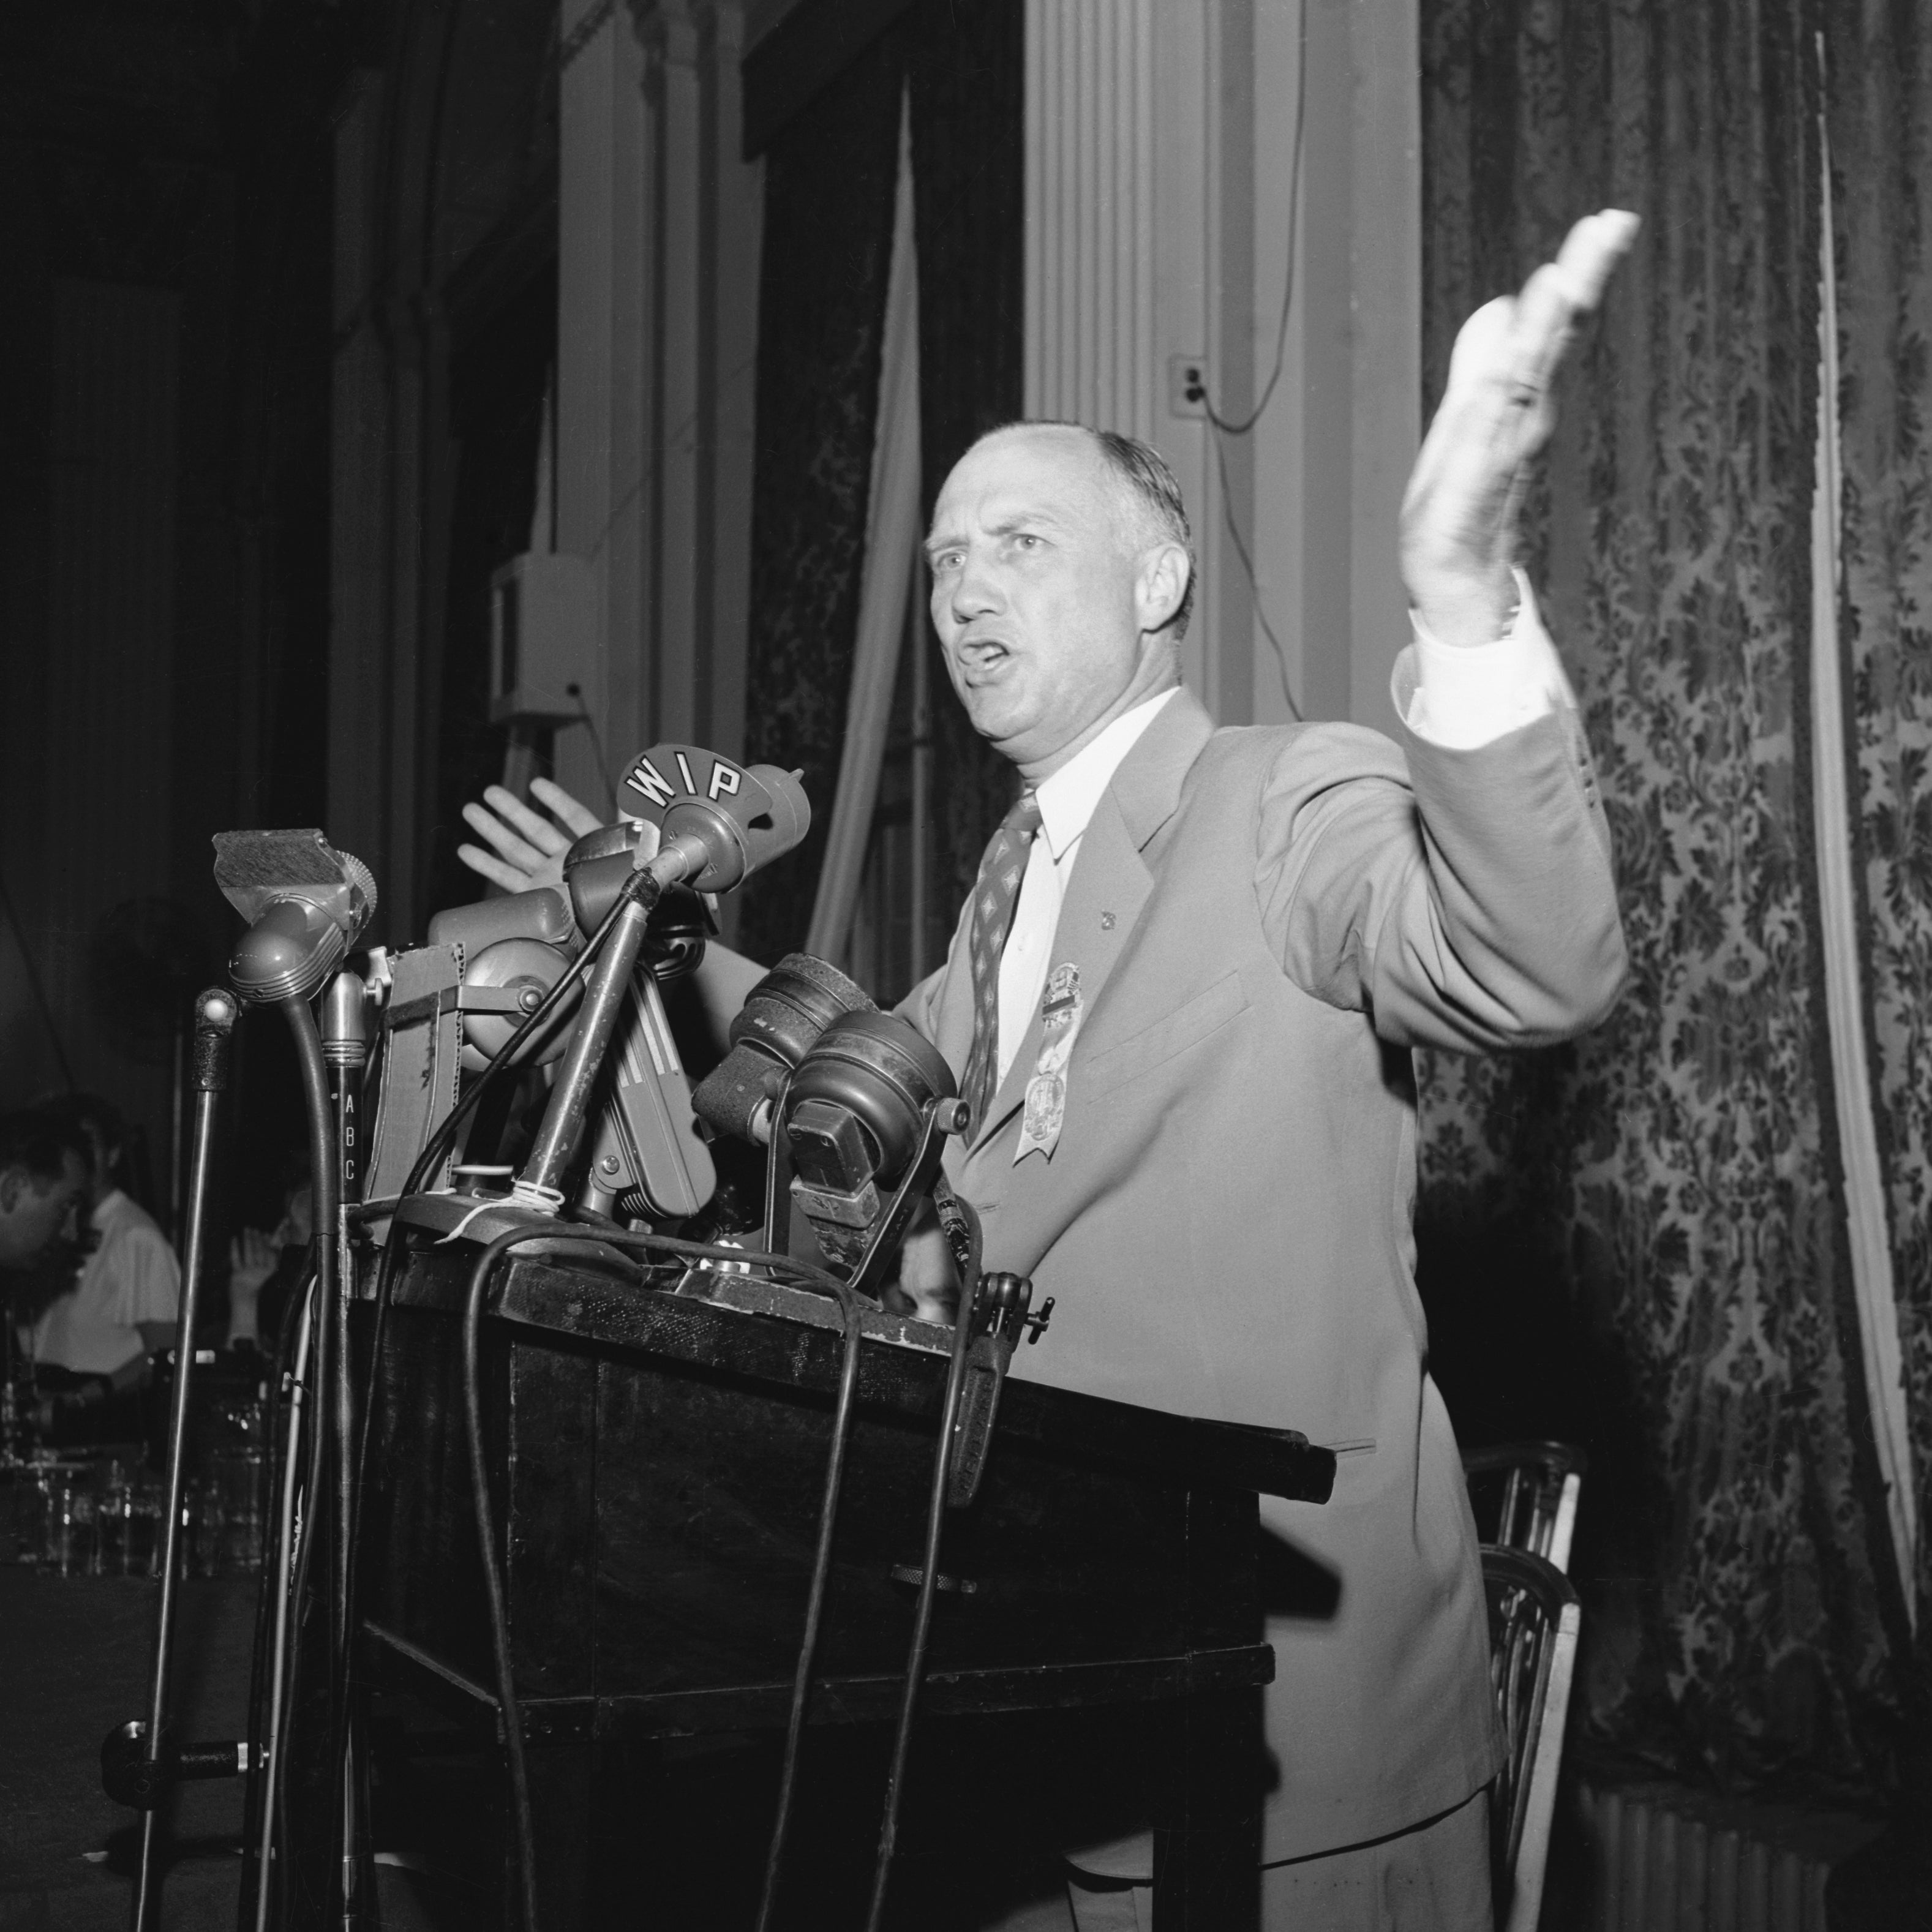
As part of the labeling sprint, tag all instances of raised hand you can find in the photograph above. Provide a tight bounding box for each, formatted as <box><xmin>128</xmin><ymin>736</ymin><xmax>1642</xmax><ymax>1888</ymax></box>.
<box><xmin>1401</xmin><ymin>209</ymin><xmax>1639</xmax><ymax>648</ymax></box>
<box><xmin>457</xmin><ymin>776</ymin><xmax>610</xmax><ymax>895</ymax></box>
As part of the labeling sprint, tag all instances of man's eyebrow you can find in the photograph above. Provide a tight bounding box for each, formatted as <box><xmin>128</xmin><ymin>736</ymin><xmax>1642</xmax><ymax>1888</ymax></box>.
<box><xmin>924</xmin><ymin>511</ymin><xmax>1065</xmax><ymax>559</ymax></box>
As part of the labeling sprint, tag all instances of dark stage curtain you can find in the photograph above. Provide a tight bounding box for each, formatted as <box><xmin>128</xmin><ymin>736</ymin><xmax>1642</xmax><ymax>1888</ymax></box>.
<box><xmin>737</xmin><ymin>34</ymin><xmax>905</xmax><ymax>965</ymax></box>
<box><xmin>909</xmin><ymin>0</ymin><xmax>1026</xmax><ymax>912</ymax></box>
<box><xmin>1825</xmin><ymin>0</ymin><xmax>1932</xmax><ymax>1664</ymax></box>
<box><xmin>1416</xmin><ymin>0</ymin><xmax>1909</xmax><ymax>1802</ymax></box>
<box><xmin>738</xmin><ymin>0</ymin><xmax>1022</xmax><ymax>964</ymax></box>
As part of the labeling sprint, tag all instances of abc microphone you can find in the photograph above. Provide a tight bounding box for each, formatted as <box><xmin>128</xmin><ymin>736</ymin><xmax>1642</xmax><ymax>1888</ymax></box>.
<box><xmin>212</xmin><ymin>829</ymin><xmax>378</xmax><ymax>1006</ymax></box>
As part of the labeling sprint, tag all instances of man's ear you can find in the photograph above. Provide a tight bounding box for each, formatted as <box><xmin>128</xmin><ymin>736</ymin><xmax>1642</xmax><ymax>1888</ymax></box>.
<box><xmin>1137</xmin><ymin>543</ymin><xmax>1191</xmax><ymax>636</ymax></box>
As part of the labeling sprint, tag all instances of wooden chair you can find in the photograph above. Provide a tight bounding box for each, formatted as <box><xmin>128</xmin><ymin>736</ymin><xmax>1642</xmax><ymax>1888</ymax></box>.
<box><xmin>1463</xmin><ymin>1441</ymin><xmax>1586</xmax><ymax>1573</ymax></box>
<box><xmin>1482</xmin><ymin>1545</ymin><xmax>1581</xmax><ymax>1932</ymax></box>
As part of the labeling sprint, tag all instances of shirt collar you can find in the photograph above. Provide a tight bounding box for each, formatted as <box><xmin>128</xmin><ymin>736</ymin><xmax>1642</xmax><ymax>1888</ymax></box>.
<box><xmin>90</xmin><ymin>1187</ymin><xmax>127</xmax><ymax>1233</ymax></box>
<box><xmin>1033</xmin><ymin>688</ymin><xmax>1180</xmax><ymax>862</ymax></box>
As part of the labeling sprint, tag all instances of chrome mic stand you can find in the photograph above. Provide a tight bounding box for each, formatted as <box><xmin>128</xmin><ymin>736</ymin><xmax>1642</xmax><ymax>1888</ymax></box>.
<box><xmin>130</xmin><ymin>986</ymin><xmax>238</xmax><ymax>1932</ymax></box>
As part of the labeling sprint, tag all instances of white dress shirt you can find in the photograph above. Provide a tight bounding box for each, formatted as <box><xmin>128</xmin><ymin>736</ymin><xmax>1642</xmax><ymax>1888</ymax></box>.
<box><xmin>29</xmin><ymin>1188</ymin><xmax>181</xmax><ymax>1375</ymax></box>
<box><xmin>993</xmin><ymin>574</ymin><xmax>1571</xmax><ymax>1080</ymax></box>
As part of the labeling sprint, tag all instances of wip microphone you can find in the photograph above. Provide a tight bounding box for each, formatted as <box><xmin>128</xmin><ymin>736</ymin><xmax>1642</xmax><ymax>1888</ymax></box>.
<box><xmin>212</xmin><ymin>829</ymin><xmax>378</xmax><ymax>1006</ymax></box>
<box><xmin>566</xmin><ymin>743</ymin><xmax>812</xmax><ymax>922</ymax></box>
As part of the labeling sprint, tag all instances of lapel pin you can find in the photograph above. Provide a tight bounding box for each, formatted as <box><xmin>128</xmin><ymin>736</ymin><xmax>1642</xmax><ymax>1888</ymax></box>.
<box><xmin>1100</xmin><ymin>911</ymin><xmax>1116</xmax><ymax>930</ymax></box>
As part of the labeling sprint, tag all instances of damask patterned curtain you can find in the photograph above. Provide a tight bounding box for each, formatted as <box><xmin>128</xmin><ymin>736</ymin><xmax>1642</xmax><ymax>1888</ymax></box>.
<box><xmin>1417</xmin><ymin>0</ymin><xmax>1911</xmax><ymax>1800</ymax></box>
<box><xmin>738</xmin><ymin>36</ymin><xmax>904</xmax><ymax>966</ymax></box>
<box><xmin>1825</xmin><ymin>0</ymin><xmax>1932</xmax><ymax>1678</ymax></box>
<box><xmin>738</xmin><ymin>0</ymin><xmax>1022</xmax><ymax>964</ymax></box>
<box><xmin>908</xmin><ymin>0</ymin><xmax>1026</xmax><ymax>912</ymax></box>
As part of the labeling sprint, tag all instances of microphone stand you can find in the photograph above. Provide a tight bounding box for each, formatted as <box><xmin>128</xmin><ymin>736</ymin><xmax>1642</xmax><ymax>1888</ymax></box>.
<box><xmin>131</xmin><ymin>987</ymin><xmax>238</xmax><ymax>1932</ymax></box>
<box><xmin>279</xmin><ymin>990</ymin><xmax>351</xmax><ymax>1925</ymax></box>
<box><xmin>321</xmin><ymin>971</ymin><xmax>369</xmax><ymax>1930</ymax></box>
<box><xmin>250</xmin><ymin>1270</ymin><xmax>317</xmax><ymax>1932</ymax></box>
<box><xmin>520</xmin><ymin>870</ymin><xmax>664</xmax><ymax>1197</ymax></box>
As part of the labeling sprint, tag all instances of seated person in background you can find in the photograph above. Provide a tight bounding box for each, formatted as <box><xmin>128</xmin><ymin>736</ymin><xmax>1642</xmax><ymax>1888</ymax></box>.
<box><xmin>0</xmin><ymin>1109</ymin><xmax>88</xmax><ymax>1276</ymax></box>
<box><xmin>24</xmin><ymin>1094</ymin><xmax>179</xmax><ymax>1419</ymax></box>
<box><xmin>228</xmin><ymin>1168</ymin><xmax>314</xmax><ymax>1357</ymax></box>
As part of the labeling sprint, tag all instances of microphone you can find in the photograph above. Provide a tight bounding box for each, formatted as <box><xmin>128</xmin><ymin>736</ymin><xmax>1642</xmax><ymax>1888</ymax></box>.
<box><xmin>516</xmin><ymin>746</ymin><xmax>811</xmax><ymax>1206</ymax></box>
<box><xmin>615</xmin><ymin>743</ymin><xmax>811</xmax><ymax>895</ymax></box>
<box><xmin>212</xmin><ymin>829</ymin><xmax>378</xmax><ymax>1006</ymax></box>
<box><xmin>691</xmin><ymin>953</ymin><xmax>875</xmax><ymax>1146</ymax></box>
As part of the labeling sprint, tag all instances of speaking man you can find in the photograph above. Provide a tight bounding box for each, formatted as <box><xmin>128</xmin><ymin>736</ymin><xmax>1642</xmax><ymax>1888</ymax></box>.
<box><xmin>458</xmin><ymin>211</ymin><xmax>1637</xmax><ymax>1927</ymax></box>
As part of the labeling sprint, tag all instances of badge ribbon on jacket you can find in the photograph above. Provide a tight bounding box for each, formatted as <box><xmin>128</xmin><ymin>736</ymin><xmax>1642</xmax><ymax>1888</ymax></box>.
<box><xmin>1015</xmin><ymin>961</ymin><xmax>1082</xmax><ymax>1163</ymax></box>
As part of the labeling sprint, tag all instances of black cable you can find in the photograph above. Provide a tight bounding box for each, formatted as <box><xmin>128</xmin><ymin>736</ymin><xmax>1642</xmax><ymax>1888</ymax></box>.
<box><xmin>278</xmin><ymin>999</ymin><xmax>347</xmax><ymax>1917</ymax></box>
<box><xmin>754</xmin><ymin>1278</ymin><xmax>868</xmax><ymax>1932</ymax></box>
<box><xmin>864</xmin><ymin>1272</ymin><xmax>982</xmax><ymax>1932</ymax></box>
<box><xmin>459</xmin><ymin>1225</ymin><xmax>851</xmax><ymax>1932</ymax></box>
<box><xmin>1211</xmin><ymin>425</ymin><xmax>1304</xmax><ymax>723</ymax></box>
<box><xmin>274</xmin><ymin>1004</ymin><xmax>345</xmax><ymax>1893</ymax></box>
<box><xmin>1201</xmin><ymin>6</ymin><xmax>1308</xmax><ymax>441</ymax></box>
<box><xmin>566</xmin><ymin>682</ymin><xmax>619</xmax><ymax>820</ymax></box>
<box><xmin>237</xmin><ymin>1269</ymin><xmax>311</xmax><ymax>1932</ymax></box>
<box><xmin>460</xmin><ymin>1231</ymin><xmax>554</xmax><ymax>1932</ymax></box>
<box><xmin>1195</xmin><ymin>4</ymin><xmax>1308</xmax><ymax>723</ymax></box>
<box><xmin>278</xmin><ymin>1268</ymin><xmax>328</xmax><ymax>1928</ymax></box>
<box><xmin>344</xmin><ymin>874</ymin><xmax>646</xmax><ymax>1716</ymax></box>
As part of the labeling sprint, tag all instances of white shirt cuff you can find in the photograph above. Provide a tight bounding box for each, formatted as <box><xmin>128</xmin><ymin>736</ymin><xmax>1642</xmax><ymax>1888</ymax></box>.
<box><xmin>1394</xmin><ymin>569</ymin><xmax>1574</xmax><ymax>750</ymax></box>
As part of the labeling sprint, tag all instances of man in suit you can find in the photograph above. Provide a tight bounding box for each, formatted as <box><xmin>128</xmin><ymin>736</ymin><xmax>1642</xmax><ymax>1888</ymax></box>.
<box><xmin>457</xmin><ymin>211</ymin><xmax>1636</xmax><ymax>1927</ymax></box>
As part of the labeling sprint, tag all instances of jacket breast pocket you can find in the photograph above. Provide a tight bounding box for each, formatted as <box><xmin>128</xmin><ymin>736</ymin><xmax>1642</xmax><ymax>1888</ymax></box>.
<box><xmin>1082</xmin><ymin>972</ymin><xmax>1250</xmax><ymax>1098</ymax></box>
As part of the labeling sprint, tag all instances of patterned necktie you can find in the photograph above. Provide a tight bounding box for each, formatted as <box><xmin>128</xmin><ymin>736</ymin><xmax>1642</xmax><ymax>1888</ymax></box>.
<box><xmin>958</xmin><ymin>789</ymin><xmax>1044</xmax><ymax>1132</ymax></box>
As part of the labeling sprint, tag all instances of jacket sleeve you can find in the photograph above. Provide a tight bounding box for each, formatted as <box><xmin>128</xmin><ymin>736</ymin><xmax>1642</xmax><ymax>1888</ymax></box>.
<box><xmin>893</xmin><ymin>966</ymin><xmax>946</xmax><ymax>1043</ymax></box>
<box><xmin>1252</xmin><ymin>698</ymin><xmax>1627</xmax><ymax>1052</ymax></box>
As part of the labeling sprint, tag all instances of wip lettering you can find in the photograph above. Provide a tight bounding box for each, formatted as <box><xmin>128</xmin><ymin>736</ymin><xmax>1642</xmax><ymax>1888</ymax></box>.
<box><xmin>625</xmin><ymin>757</ymin><xmax>677</xmax><ymax>810</ymax></box>
<box><xmin>625</xmin><ymin>746</ymin><xmax>751</xmax><ymax>813</ymax></box>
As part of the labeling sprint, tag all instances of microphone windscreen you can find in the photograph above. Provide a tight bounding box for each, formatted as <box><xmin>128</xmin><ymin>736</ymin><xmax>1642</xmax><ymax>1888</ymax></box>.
<box><xmin>690</xmin><ymin>953</ymin><xmax>874</xmax><ymax>1145</ymax></box>
<box><xmin>228</xmin><ymin>898</ymin><xmax>348</xmax><ymax>1006</ymax></box>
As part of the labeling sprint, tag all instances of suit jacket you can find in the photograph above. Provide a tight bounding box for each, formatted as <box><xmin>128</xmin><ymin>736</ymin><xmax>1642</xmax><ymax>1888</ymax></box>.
<box><xmin>898</xmin><ymin>680</ymin><xmax>1625</xmax><ymax>1862</ymax></box>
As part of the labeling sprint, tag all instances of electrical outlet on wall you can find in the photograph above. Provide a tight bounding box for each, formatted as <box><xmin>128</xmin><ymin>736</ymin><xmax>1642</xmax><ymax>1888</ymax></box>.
<box><xmin>1168</xmin><ymin>355</ymin><xmax>1207</xmax><ymax>418</ymax></box>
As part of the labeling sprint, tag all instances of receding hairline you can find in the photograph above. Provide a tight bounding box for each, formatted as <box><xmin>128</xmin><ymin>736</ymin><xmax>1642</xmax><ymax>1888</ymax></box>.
<box><xmin>941</xmin><ymin>423</ymin><xmax>1165</xmax><ymax>549</ymax></box>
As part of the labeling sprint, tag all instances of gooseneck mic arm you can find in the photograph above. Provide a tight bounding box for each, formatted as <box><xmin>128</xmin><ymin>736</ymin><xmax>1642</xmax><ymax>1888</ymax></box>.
<box><xmin>132</xmin><ymin>987</ymin><xmax>238</xmax><ymax>1932</ymax></box>
<box><xmin>277</xmin><ymin>985</ymin><xmax>360</xmax><ymax>1922</ymax></box>
<box><xmin>320</xmin><ymin>970</ymin><xmax>372</xmax><ymax>1925</ymax></box>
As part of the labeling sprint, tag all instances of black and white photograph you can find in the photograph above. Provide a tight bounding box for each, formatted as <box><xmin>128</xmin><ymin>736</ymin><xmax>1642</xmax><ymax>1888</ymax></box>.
<box><xmin>0</xmin><ymin>1</ymin><xmax>1926</xmax><ymax>1927</ymax></box>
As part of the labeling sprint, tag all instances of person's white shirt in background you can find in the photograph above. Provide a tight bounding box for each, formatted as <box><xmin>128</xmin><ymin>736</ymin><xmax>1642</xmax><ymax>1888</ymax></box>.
<box><xmin>28</xmin><ymin>1187</ymin><xmax>180</xmax><ymax>1375</ymax></box>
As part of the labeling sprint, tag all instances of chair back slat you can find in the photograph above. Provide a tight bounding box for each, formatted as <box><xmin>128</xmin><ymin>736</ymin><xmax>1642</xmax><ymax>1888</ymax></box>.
<box><xmin>1481</xmin><ymin>1545</ymin><xmax>1581</xmax><ymax>1932</ymax></box>
<box><xmin>1464</xmin><ymin>1441</ymin><xmax>1587</xmax><ymax>1573</ymax></box>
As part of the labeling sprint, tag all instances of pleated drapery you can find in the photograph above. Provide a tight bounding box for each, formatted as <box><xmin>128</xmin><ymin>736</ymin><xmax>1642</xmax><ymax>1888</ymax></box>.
<box><xmin>1416</xmin><ymin>0</ymin><xmax>1910</xmax><ymax>1802</ymax></box>
<box><xmin>1825</xmin><ymin>0</ymin><xmax>1932</xmax><ymax>1667</ymax></box>
<box><xmin>805</xmin><ymin>92</ymin><xmax>923</xmax><ymax>968</ymax></box>
<box><xmin>739</xmin><ymin>0</ymin><xmax>1023</xmax><ymax>967</ymax></box>
<box><xmin>737</xmin><ymin>35</ymin><xmax>903</xmax><ymax>968</ymax></box>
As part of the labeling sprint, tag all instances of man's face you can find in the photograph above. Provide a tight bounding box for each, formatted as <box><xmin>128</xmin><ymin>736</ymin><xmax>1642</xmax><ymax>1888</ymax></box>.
<box><xmin>0</xmin><ymin>1151</ymin><xmax>86</xmax><ymax>1271</ymax></box>
<box><xmin>926</xmin><ymin>428</ymin><xmax>1162</xmax><ymax>776</ymax></box>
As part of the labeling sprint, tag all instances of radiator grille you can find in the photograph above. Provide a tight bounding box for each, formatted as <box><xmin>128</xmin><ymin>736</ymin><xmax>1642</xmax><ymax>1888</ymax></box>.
<box><xmin>1578</xmin><ymin>1782</ymin><xmax>1850</xmax><ymax>1932</ymax></box>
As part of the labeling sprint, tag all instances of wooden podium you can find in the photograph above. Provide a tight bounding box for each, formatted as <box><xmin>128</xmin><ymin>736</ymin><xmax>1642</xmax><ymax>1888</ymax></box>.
<box><xmin>354</xmin><ymin>1247</ymin><xmax>1335</xmax><ymax>1928</ymax></box>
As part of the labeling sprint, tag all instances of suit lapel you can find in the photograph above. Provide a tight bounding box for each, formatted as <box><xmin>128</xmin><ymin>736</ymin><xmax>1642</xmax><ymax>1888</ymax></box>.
<box><xmin>962</xmin><ymin>690</ymin><xmax>1216</xmax><ymax>1159</ymax></box>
